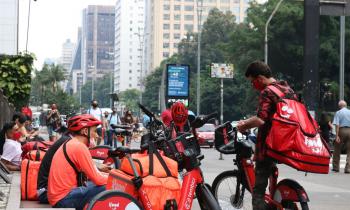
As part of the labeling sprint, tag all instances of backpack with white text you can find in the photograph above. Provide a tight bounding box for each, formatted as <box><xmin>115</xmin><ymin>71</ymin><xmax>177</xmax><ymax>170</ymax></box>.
<box><xmin>265</xmin><ymin>85</ymin><xmax>331</xmax><ymax>174</ymax></box>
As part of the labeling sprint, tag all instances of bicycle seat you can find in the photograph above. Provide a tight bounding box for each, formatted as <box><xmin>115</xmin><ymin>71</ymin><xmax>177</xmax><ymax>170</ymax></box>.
<box><xmin>108</xmin><ymin>147</ymin><xmax>141</xmax><ymax>157</ymax></box>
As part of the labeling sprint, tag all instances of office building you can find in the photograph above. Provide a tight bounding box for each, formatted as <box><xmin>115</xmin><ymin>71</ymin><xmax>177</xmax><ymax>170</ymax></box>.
<box><xmin>0</xmin><ymin>0</ymin><xmax>18</xmax><ymax>55</ymax></box>
<box><xmin>81</xmin><ymin>5</ymin><xmax>115</xmax><ymax>84</ymax></box>
<box><xmin>114</xmin><ymin>0</ymin><xmax>145</xmax><ymax>93</ymax></box>
<box><xmin>144</xmin><ymin>0</ymin><xmax>250</xmax><ymax>73</ymax></box>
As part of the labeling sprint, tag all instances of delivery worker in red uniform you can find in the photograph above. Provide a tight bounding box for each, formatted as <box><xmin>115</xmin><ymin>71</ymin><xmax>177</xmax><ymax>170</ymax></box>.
<box><xmin>47</xmin><ymin>114</ymin><xmax>110</xmax><ymax>210</ymax></box>
<box><xmin>237</xmin><ymin>61</ymin><xmax>297</xmax><ymax>210</ymax></box>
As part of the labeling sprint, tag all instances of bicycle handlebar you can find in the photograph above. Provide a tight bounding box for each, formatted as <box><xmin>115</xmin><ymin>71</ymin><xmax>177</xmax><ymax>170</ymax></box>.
<box><xmin>191</xmin><ymin>112</ymin><xmax>217</xmax><ymax>128</ymax></box>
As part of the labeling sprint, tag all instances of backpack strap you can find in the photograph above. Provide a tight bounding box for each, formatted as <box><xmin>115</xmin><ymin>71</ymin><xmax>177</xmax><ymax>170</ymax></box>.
<box><xmin>148</xmin><ymin>142</ymin><xmax>172</xmax><ymax>177</ymax></box>
<box><xmin>62</xmin><ymin>141</ymin><xmax>86</xmax><ymax>186</ymax></box>
<box><xmin>267</xmin><ymin>85</ymin><xmax>285</xmax><ymax>98</ymax></box>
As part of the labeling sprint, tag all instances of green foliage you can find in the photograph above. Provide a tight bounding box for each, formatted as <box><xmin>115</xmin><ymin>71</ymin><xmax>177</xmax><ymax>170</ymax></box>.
<box><xmin>144</xmin><ymin>0</ymin><xmax>347</xmax><ymax>120</ymax></box>
<box><xmin>78</xmin><ymin>73</ymin><xmax>113</xmax><ymax>109</ymax></box>
<box><xmin>119</xmin><ymin>89</ymin><xmax>141</xmax><ymax>114</ymax></box>
<box><xmin>0</xmin><ymin>53</ymin><xmax>34</xmax><ymax>109</ymax></box>
<box><xmin>30</xmin><ymin>63</ymin><xmax>79</xmax><ymax>114</ymax></box>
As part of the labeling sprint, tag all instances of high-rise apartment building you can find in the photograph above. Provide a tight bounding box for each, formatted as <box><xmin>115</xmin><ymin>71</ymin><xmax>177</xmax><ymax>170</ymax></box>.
<box><xmin>144</xmin><ymin>0</ymin><xmax>250</xmax><ymax>73</ymax></box>
<box><xmin>81</xmin><ymin>5</ymin><xmax>115</xmax><ymax>84</ymax></box>
<box><xmin>114</xmin><ymin>0</ymin><xmax>145</xmax><ymax>93</ymax></box>
<box><xmin>0</xmin><ymin>0</ymin><xmax>18</xmax><ymax>55</ymax></box>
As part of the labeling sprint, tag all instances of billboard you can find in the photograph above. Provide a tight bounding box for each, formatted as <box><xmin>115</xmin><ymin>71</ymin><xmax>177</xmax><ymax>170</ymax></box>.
<box><xmin>210</xmin><ymin>63</ymin><xmax>234</xmax><ymax>79</ymax></box>
<box><xmin>166</xmin><ymin>64</ymin><xmax>189</xmax><ymax>98</ymax></box>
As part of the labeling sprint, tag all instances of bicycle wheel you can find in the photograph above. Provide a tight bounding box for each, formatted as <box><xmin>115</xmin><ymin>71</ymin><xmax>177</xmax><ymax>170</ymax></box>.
<box><xmin>196</xmin><ymin>183</ymin><xmax>222</xmax><ymax>210</ymax></box>
<box><xmin>212</xmin><ymin>170</ymin><xmax>252</xmax><ymax>210</ymax></box>
<box><xmin>86</xmin><ymin>190</ymin><xmax>143</xmax><ymax>210</ymax></box>
<box><xmin>282</xmin><ymin>201</ymin><xmax>309</xmax><ymax>210</ymax></box>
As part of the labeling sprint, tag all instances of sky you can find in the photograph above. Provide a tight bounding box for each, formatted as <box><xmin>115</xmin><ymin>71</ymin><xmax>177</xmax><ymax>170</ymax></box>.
<box><xmin>18</xmin><ymin>0</ymin><xmax>116</xmax><ymax>69</ymax></box>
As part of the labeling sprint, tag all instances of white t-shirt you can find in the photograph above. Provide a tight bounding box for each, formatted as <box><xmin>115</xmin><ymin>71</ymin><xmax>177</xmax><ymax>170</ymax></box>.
<box><xmin>89</xmin><ymin>107</ymin><xmax>103</xmax><ymax>128</ymax></box>
<box><xmin>1</xmin><ymin>139</ymin><xmax>22</xmax><ymax>166</ymax></box>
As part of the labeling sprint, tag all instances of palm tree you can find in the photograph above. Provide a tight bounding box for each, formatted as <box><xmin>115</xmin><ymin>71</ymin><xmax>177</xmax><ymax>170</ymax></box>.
<box><xmin>47</xmin><ymin>64</ymin><xmax>65</xmax><ymax>93</ymax></box>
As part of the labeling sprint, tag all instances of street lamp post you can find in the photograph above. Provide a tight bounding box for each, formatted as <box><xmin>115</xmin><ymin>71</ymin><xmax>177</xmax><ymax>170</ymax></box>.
<box><xmin>25</xmin><ymin>0</ymin><xmax>37</xmax><ymax>53</ymax></box>
<box><xmin>196</xmin><ymin>0</ymin><xmax>203</xmax><ymax>115</ymax></box>
<box><xmin>134</xmin><ymin>28</ymin><xmax>148</xmax><ymax>107</ymax></box>
<box><xmin>264</xmin><ymin>0</ymin><xmax>284</xmax><ymax>64</ymax></box>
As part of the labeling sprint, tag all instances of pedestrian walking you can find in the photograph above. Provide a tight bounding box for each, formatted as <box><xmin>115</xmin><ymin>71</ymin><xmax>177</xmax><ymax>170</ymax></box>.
<box><xmin>88</xmin><ymin>100</ymin><xmax>104</xmax><ymax>145</ymax></box>
<box><xmin>47</xmin><ymin>104</ymin><xmax>61</xmax><ymax>142</ymax></box>
<box><xmin>107</xmin><ymin>107</ymin><xmax>121</xmax><ymax>148</ymax></box>
<box><xmin>332</xmin><ymin>100</ymin><xmax>350</xmax><ymax>173</ymax></box>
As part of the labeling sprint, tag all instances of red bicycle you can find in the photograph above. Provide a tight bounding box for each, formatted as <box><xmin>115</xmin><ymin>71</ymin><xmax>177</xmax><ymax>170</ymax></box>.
<box><xmin>84</xmin><ymin>104</ymin><xmax>221</xmax><ymax>210</ymax></box>
<box><xmin>212</xmin><ymin>122</ymin><xmax>309</xmax><ymax>210</ymax></box>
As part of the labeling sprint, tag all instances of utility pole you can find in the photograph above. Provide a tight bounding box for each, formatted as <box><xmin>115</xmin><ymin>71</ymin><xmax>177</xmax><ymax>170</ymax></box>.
<box><xmin>196</xmin><ymin>0</ymin><xmax>203</xmax><ymax>115</ymax></box>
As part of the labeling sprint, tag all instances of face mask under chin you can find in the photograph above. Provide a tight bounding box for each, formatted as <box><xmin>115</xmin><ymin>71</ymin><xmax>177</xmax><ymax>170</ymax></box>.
<box><xmin>89</xmin><ymin>138</ymin><xmax>97</xmax><ymax>148</ymax></box>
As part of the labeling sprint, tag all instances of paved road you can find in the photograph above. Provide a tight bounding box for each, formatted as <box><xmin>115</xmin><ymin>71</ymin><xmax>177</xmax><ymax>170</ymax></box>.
<box><xmin>38</xmin><ymin>129</ymin><xmax>350</xmax><ymax>209</ymax></box>
<box><xmin>196</xmin><ymin>147</ymin><xmax>350</xmax><ymax>210</ymax></box>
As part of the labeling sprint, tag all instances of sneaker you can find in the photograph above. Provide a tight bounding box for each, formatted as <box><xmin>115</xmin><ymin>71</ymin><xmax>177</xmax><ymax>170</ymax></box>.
<box><xmin>332</xmin><ymin>168</ymin><xmax>339</xmax><ymax>172</ymax></box>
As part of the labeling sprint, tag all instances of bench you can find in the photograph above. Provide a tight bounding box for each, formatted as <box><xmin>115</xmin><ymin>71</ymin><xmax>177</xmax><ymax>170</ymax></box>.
<box><xmin>6</xmin><ymin>172</ymin><xmax>74</xmax><ymax>210</ymax></box>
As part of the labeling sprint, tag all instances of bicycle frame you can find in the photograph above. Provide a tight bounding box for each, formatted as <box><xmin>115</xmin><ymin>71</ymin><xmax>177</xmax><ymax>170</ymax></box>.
<box><xmin>178</xmin><ymin>168</ymin><xmax>203</xmax><ymax>210</ymax></box>
<box><xmin>237</xmin><ymin>154</ymin><xmax>309</xmax><ymax>209</ymax></box>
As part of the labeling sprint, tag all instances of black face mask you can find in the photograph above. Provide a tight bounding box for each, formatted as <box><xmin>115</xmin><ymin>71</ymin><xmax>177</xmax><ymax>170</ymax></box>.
<box><xmin>112</xmin><ymin>111</ymin><xmax>116</xmax><ymax>114</ymax></box>
<box><xmin>92</xmin><ymin>104</ymin><xmax>98</xmax><ymax>107</ymax></box>
<box><xmin>104</xmin><ymin>114</ymin><xmax>108</xmax><ymax>118</ymax></box>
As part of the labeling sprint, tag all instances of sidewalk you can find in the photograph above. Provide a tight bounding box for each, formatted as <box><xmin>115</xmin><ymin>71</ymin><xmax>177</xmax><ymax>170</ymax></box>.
<box><xmin>0</xmin><ymin>174</ymin><xmax>12</xmax><ymax>210</ymax></box>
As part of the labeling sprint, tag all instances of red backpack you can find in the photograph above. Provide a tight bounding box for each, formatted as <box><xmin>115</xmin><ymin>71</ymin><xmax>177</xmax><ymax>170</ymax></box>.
<box><xmin>265</xmin><ymin>85</ymin><xmax>331</xmax><ymax>174</ymax></box>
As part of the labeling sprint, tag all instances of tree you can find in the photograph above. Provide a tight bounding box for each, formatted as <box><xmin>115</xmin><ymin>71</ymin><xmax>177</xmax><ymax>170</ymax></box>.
<box><xmin>30</xmin><ymin>64</ymin><xmax>79</xmax><ymax>114</ymax></box>
<box><xmin>78</xmin><ymin>73</ymin><xmax>113</xmax><ymax>109</ymax></box>
<box><xmin>0</xmin><ymin>53</ymin><xmax>34</xmax><ymax>109</ymax></box>
<box><xmin>119</xmin><ymin>89</ymin><xmax>141</xmax><ymax>114</ymax></box>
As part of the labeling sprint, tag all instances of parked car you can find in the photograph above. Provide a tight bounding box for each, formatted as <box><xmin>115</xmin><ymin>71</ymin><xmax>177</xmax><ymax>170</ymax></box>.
<box><xmin>196</xmin><ymin>123</ymin><xmax>215</xmax><ymax>148</ymax></box>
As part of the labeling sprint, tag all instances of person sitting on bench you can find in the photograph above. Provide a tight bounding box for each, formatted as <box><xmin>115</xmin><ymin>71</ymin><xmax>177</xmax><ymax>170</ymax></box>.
<box><xmin>0</xmin><ymin>122</ymin><xmax>22</xmax><ymax>171</ymax></box>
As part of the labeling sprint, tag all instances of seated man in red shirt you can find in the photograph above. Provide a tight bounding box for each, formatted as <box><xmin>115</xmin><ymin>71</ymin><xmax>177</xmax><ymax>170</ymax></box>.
<box><xmin>47</xmin><ymin>114</ymin><xmax>109</xmax><ymax>210</ymax></box>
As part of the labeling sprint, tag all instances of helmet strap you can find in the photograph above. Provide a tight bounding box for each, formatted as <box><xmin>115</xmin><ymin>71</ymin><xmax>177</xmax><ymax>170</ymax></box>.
<box><xmin>87</xmin><ymin>127</ymin><xmax>91</xmax><ymax>147</ymax></box>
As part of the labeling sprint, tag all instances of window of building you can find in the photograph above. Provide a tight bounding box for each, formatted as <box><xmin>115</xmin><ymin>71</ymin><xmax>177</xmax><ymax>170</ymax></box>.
<box><xmin>221</xmin><ymin>0</ymin><xmax>230</xmax><ymax>2</ymax></box>
<box><xmin>129</xmin><ymin>84</ymin><xmax>132</xmax><ymax>87</ymax></box>
<box><xmin>129</xmin><ymin>70</ymin><xmax>132</xmax><ymax>73</ymax></box>
<box><xmin>163</xmin><ymin>43</ymin><xmax>170</xmax><ymax>48</ymax></box>
<box><xmin>163</xmin><ymin>33</ymin><xmax>170</xmax><ymax>39</ymax></box>
<box><xmin>174</xmin><ymin>33</ymin><xmax>181</xmax><ymax>39</ymax></box>
<box><xmin>184</xmin><ymin>24</ymin><xmax>194</xmax><ymax>31</ymax></box>
<box><xmin>163</xmin><ymin>14</ymin><xmax>170</xmax><ymax>20</ymax></box>
<box><xmin>163</xmin><ymin>24</ymin><xmax>170</xmax><ymax>30</ymax></box>
<box><xmin>184</xmin><ymin>15</ymin><xmax>194</xmax><ymax>21</ymax></box>
<box><xmin>174</xmin><ymin>5</ymin><xmax>181</xmax><ymax>11</ymax></box>
<box><xmin>174</xmin><ymin>24</ymin><xmax>181</xmax><ymax>30</ymax></box>
<box><xmin>174</xmin><ymin>14</ymin><xmax>181</xmax><ymax>21</ymax></box>
<box><xmin>163</xmin><ymin>52</ymin><xmax>170</xmax><ymax>58</ymax></box>
<box><xmin>184</xmin><ymin>5</ymin><xmax>194</xmax><ymax>11</ymax></box>
<box><xmin>163</xmin><ymin>5</ymin><xmax>170</xmax><ymax>10</ymax></box>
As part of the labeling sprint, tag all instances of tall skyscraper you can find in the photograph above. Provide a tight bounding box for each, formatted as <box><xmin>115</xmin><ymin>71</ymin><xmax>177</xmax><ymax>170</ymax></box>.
<box><xmin>144</xmin><ymin>0</ymin><xmax>250</xmax><ymax>73</ymax></box>
<box><xmin>71</xmin><ymin>28</ymin><xmax>83</xmax><ymax>94</ymax></box>
<box><xmin>81</xmin><ymin>5</ymin><xmax>115</xmax><ymax>84</ymax></box>
<box><xmin>114</xmin><ymin>0</ymin><xmax>145</xmax><ymax>93</ymax></box>
<box><xmin>0</xmin><ymin>0</ymin><xmax>18</xmax><ymax>55</ymax></box>
<box><xmin>59</xmin><ymin>39</ymin><xmax>75</xmax><ymax>74</ymax></box>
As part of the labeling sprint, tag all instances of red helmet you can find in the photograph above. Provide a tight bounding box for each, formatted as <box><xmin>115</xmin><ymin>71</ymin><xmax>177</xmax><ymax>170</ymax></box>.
<box><xmin>67</xmin><ymin>114</ymin><xmax>101</xmax><ymax>132</ymax></box>
<box><xmin>171</xmin><ymin>102</ymin><xmax>188</xmax><ymax>126</ymax></box>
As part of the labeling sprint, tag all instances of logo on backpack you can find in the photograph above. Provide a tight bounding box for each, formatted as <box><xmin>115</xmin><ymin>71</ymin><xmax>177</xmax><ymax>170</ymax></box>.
<box><xmin>304</xmin><ymin>135</ymin><xmax>323</xmax><ymax>154</ymax></box>
<box><xmin>281</xmin><ymin>105</ymin><xmax>294</xmax><ymax>119</ymax></box>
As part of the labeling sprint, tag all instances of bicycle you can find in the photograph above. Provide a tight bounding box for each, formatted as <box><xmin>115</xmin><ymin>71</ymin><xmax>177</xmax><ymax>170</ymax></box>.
<box><xmin>212</xmin><ymin>122</ymin><xmax>309</xmax><ymax>210</ymax></box>
<box><xmin>84</xmin><ymin>103</ymin><xmax>222</xmax><ymax>210</ymax></box>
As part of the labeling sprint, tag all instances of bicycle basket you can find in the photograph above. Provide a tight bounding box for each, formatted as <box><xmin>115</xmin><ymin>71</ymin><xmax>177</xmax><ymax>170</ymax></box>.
<box><xmin>215</xmin><ymin>121</ymin><xmax>236</xmax><ymax>154</ymax></box>
<box><xmin>166</xmin><ymin>132</ymin><xmax>201</xmax><ymax>170</ymax></box>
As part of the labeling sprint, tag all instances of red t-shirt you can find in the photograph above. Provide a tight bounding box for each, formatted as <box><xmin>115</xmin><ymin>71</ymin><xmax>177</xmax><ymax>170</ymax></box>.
<box><xmin>161</xmin><ymin>109</ymin><xmax>173</xmax><ymax>127</ymax></box>
<box><xmin>47</xmin><ymin>139</ymin><xmax>108</xmax><ymax>206</ymax></box>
